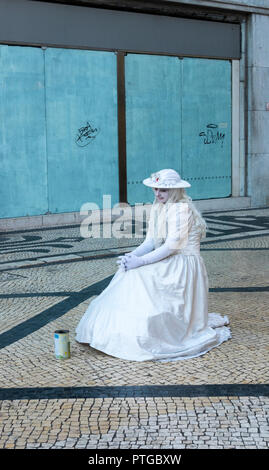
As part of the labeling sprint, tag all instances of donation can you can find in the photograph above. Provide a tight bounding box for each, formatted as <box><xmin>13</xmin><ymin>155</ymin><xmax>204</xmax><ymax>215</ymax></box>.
<box><xmin>54</xmin><ymin>330</ymin><xmax>70</xmax><ymax>359</ymax></box>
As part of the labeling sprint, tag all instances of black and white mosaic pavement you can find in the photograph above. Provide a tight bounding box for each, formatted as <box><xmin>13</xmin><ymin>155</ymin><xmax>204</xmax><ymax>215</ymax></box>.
<box><xmin>0</xmin><ymin>207</ymin><xmax>268</xmax><ymax>449</ymax></box>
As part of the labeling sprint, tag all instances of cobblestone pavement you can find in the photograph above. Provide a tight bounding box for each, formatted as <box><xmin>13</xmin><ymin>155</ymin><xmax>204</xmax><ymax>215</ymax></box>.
<box><xmin>0</xmin><ymin>207</ymin><xmax>269</xmax><ymax>450</ymax></box>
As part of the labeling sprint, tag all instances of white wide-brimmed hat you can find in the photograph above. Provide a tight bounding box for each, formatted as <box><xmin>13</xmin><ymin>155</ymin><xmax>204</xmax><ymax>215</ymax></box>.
<box><xmin>143</xmin><ymin>169</ymin><xmax>191</xmax><ymax>189</ymax></box>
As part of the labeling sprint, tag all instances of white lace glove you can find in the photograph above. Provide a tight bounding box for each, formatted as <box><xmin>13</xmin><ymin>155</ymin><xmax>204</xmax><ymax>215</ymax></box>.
<box><xmin>124</xmin><ymin>254</ymin><xmax>145</xmax><ymax>271</ymax></box>
<box><xmin>116</xmin><ymin>254</ymin><xmax>144</xmax><ymax>271</ymax></box>
<box><xmin>117</xmin><ymin>241</ymin><xmax>177</xmax><ymax>271</ymax></box>
<box><xmin>116</xmin><ymin>255</ymin><xmax>129</xmax><ymax>271</ymax></box>
<box><xmin>139</xmin><ymin>241</ymin><xmax>177</xmax><ymax>266</ymax></box>
<box><xmin>129</xmin><ymin>238</ymin><xmax>155</xmax><ymax>257</ymax></box>
<box><xmin>116</xmin><ymin>238</ymin><xmax>154</xmax><ymax>269</ymax></box>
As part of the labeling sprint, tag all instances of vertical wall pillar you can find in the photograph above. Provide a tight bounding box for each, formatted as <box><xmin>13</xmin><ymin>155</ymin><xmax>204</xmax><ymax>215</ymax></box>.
<box><xmin>240</xmin><ymin>18</ymin><xmax>247</xmax><ymax>198</ymax></box>
<box><xmin>117</xmin><ymin>52</ymin><xmax>127</xmax><ymax>203</ymax></box>
<box><xmin>247</xmin><ymin>14</ymin><xmax>269</xmax><ymax>207</ymax></box>
<box><xmin>232</xmin><ymin>59</ymin><xmax>240</xmax><ymax>197</ymax></box>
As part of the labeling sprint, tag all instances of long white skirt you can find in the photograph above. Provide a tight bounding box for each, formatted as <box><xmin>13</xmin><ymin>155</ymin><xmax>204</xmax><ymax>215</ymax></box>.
<box><xmin>75</xmin><ymin>254</ymin><xmax>231</xmax><ymax>362</ymax></box>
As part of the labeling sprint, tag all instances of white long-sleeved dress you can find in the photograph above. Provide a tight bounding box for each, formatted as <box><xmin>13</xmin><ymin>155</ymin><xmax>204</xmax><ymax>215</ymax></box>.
<box><xmin>75</xmin><ymin>202</ymin><xmax>231</xmax><ymax>361</ymax></box>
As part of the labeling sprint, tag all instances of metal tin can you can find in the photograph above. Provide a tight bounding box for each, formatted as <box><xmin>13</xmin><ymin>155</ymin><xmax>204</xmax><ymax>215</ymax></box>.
<box><xmin>54</xmin><ymin>330</ymin><xmax>70</xmax><ymax>359</ymax></box>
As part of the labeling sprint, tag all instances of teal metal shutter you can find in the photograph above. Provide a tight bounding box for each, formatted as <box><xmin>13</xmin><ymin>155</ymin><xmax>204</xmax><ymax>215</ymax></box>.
<box><xmin>125</xmin><ymin>54</ymin><xmax>182</xmax><ymax>205</ymax></box>
<box><xmin>0</xmin><ymin>45</ymin><xmax>232</xmax><ymax>219</ymax></box>
<box><xmin>182</xmin><ymin>58</ymin><xmax>232</xmax><ymax>200</ymax></box>
<box><xmin>0</xmin><ymin>45</ymin><xmax>48</xmax><ymax>217</ymax></box>
<box><xmin>125</xmin><ymin>54</ymin><xmax>232</xmax><ymax>204</ymax></box>
<box><xmin>45</xmin><ymin>48</ymin><xmax>119</xmax><ymax>212</ymax></box>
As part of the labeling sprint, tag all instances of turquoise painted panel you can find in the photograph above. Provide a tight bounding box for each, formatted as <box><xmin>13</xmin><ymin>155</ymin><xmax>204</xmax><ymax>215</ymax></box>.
<box><xmin>0</xmin><ymin>45</ymin><xmax>48</xmax><ymax>217</ymax></box>
<box><xmin>125</xmin><ymin>54</ymin><xmax>182</xmax><ymax>205</ymax></box>
<box><xmin>45</xmin><ymin>49</ymin><xmax>119</xmax><ymax>213</ymax></box>
<box><xmin>182</xmin><ymin>58</ymin><xmax>232</xmax><ymax>199</ymax></box>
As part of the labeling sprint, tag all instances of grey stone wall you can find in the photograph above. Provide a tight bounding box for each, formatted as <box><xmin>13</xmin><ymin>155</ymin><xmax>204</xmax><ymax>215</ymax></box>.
<box><xmin>165</xmin><ymin>0</ymin><xmax>269</xmax><ymax>14</ymax></box>
<box><xmin>247</xmin><ymin>14</ymin><xmax>269</xmax><ymax>207</ymax></box>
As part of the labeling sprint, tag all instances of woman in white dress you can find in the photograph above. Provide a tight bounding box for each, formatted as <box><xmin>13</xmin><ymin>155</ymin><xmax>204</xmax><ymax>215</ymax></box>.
<box><xmin>75</xmin><ymin>169</ymin><xmax>231</xmax><ymax>361</ymax></box>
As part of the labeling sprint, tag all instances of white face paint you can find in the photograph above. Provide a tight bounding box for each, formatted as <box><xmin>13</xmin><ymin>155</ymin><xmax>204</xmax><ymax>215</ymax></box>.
<box><xmin>153</xmin><ymin>188</ymin><xmax>170</xmax><ymax>204</ymax></box>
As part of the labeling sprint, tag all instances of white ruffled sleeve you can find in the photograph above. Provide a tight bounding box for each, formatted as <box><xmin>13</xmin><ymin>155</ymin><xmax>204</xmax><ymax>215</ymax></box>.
<box><xmin>124</xmin><ymin>206</ymin><xmax>155</xmax><ymax>257</ymax></box>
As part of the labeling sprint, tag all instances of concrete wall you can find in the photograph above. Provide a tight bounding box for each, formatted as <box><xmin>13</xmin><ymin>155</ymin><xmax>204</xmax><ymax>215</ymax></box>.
<box><xmin>247</xmin><ymin>14</ymin><xmax>269</xmax><ymax>207</ymax></box>
<box><xmin>209</xmin><ymin>0</ymin><xmax>269</xmax><ymax>6</ymax></box>
<box><xmin>52</xmin><ymin>1</ymin><xmax>269</xmax><ymax>15</ymax></box>
<box><xmin>166</xmin><ymin>0</ymin><xmax>269</xmax><ymax>14</ymax></box>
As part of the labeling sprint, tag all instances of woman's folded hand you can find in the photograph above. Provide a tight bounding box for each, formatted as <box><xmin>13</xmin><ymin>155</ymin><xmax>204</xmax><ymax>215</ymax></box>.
<box><xmin>116</xmin><ymin>254</ymin><xmax>144</xmax><ymax>271</ymax></box>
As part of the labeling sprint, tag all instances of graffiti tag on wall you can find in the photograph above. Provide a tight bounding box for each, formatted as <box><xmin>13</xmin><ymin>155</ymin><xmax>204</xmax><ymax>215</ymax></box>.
<box><xmin>75</xmin><ymin>121</ymin><xmax>99</xmax><ymax>147</ymax></box>
<box><xmin>199</xmin><ymin>124</ymin><xmax>226</xmax><ymax>148</ymax></box>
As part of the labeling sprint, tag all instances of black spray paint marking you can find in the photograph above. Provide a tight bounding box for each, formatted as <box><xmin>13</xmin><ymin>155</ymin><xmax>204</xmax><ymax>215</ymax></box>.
<box><xmin>76</xmin><ymin>122</ymin><xmax>99</xmax><ymax>147</ymax></box>
<box><xmin>199</xmin><ymin>124</ymin><xmax>225</xmax><ymax>148</ymax></box>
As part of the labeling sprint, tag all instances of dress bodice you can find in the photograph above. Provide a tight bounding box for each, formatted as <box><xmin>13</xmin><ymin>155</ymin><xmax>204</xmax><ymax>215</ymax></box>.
<box><xmin>180</xmin><ymin>223</ymin><xmax>201</xmax><ymax>255</ymax></box>
<box><xmin>149</xmin><ymin>202</ymin><xmax>202</xmax><ymax>256</ymax></box>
